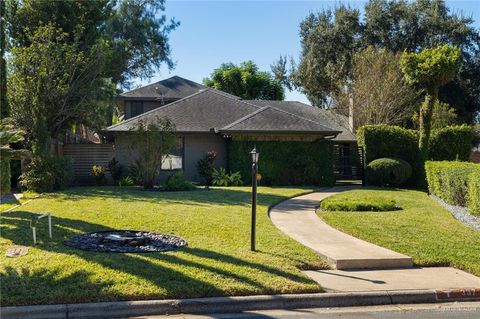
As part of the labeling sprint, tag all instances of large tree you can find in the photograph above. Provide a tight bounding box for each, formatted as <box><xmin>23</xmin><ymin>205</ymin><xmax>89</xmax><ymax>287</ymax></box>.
<box><xmin>336</xmin><ymin>46</ymin><xmax>420</xmax><ymax>130</ymax></box>
<box><xmin>273</xmin><ymin>0</ymin><xmax>480</xmax><ymax>122</ymax></box>
<box><xmin>204</xmin><ymin>61</ymin><xmax>284</xmax><ymax>100</ymax></box>
<box><xmin>8</xmin><ymin>25</ymin><xmax>112</xmax><ymax>155</ymax></box>
<box><xmin>5</xmin><ymin>0</ymin><xmax>179</xmax><ymax>132</ymax></box>
<box><xmin>0</xmin><ymin>0</ymin><xmax>7</xmax><ymax>118</ymax></box>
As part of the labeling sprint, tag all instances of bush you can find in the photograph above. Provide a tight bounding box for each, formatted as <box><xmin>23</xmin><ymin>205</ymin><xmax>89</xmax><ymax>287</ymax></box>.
<box><xmin>196</xmin><ymin>151</ymin><xmax>217</xmax><ymax>186</ymax></box>
<box><xmin>0</xmin><ymin>160</ymin><xmax>11</xmax><ymax>196</ymax></box>
<box><xmin>468</xmin><ymin>172</ymin><xmax>480</xmax><ymax>216</ymax></box>
<box><xmin>229</xmin><ymin>140</ymin><xmax>334</xmax><ymax>186</ymax></box>
<box><xmin>357</xmin><ymin>125</ymin><xmax>419</xmax><ymax>166</ymax></box>
<box><xmin>429</xmin><ymin>125</ymin><xmax>473</xmax><ymax>161</ymax></box>
<box><xmin>212</xmin><ymin>168</ymin><xmax>243</xmax><ymax>186</ymax></box>
<box><xmin>19</xmin><ymin>156</ymin><xmax>73</xmax><ymax>192</ymax></box>
<box><xmin>425</xmin><ymin>161</ymin><xmax>480</xmax><ymax>207</ymax></box>
<box><xmin>320</xmin><ymin>194</ymin><xmax>398</xmax><ymax>211</ymax></box>
<box><xmin>91</xmin><ymin>165</ymin><xmax>106</xmax><ymax>186</ymax></box>
<box><xmin>365</xmin><ymin>158</ymin><xmax>412</xmax><ymax>187</ymax></box>
<box><xmin>118</xmin><ymin>176</ymin><xmax>135</xmax><ymax>187</ymax></box>
<box><xmin>164</xmin><ymin>171</ymin><xmax>196</xmax><ymax>191</ymax></box>
<box><xmin>108</xmin><ymin>158</ymin><xmax>123</xmax><ymax>184</ymax></box>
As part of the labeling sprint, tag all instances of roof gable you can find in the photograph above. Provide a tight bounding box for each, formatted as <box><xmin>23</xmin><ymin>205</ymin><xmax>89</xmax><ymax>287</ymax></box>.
<box><xmin>119</xmin><ymin>76</ymin><xmax>207</xmax><ymax>100</ymax></box>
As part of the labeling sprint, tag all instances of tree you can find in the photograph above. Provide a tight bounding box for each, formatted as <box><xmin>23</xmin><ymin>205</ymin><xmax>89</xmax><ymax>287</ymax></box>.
<box><xmin>5</xmin><ymin>0</ymin><xmax>179</xmax><ymax>128</ymax></box>
<box><xmin>127</xmin><ymin>117</ymin><xmax>176</xmax><ymax>189</ymax></box>
<box><xmin>204</xmin><ymin>61</ymin><xmax>284</xmax><ymax>100</ymax></box>
<box><xmin>401</xmin><ymin>45</ymin><xmax>461</xmax><ymax>157</ymax></box>
<box><xmin>0</xmin><ymin>0</ymin><xmax>7</xmax><ymax>118</ymax></box>
<box><xmin>336</xmin><ymin>47</ymin><xmax>420</xmax><ymax>130</ymax></box>
<box><xmin>274</xmin><ymin>0</ymin><xmax>480</xmax><ymax>123</ymax></box>
<box><xmin>0</xmin><ymin>118</ymin><xmax>29</xmax><ymax>195</ymax></box>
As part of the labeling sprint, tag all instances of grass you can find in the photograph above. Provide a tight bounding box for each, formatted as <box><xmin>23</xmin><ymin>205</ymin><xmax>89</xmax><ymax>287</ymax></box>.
<box><xmin>0</xmin><ymin>186</ymin><xmax>328</xmax><ymax>306</ymax></box>
<box><xmin>319</xmin><ymin>192</ymin><xmax>398</xmax><ymax>211</ymax></box>
<box><xmin>0</xmin><ymin>191</ymin><xmax>39</xmax><ymax>212</ymax></box>
<box><xmin>318</xmin><ymin>188</ymin><xmax>480</xmax><ymax>276</ymax></box>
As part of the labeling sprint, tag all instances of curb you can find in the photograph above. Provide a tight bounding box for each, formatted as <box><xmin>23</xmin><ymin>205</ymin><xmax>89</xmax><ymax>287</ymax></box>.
<box><xmin>2</xmin><ymin>289</ymin><xmax>480</xmax><ymax>319</ymax></box>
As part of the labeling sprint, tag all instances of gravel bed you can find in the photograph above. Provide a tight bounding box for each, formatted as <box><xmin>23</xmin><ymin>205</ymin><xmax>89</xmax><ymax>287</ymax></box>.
<box><xmin>430</xmin><ymin>195</ymin><xmax>480</xmax><ymax>231</ymax></box>
<box><xmin>64</xmin><ymin>230</ymin><xmax>187</xmax><ymax>253</ymax></box>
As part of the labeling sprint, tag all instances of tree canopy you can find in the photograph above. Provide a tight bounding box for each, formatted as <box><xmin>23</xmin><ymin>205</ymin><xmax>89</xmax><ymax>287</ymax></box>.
<box><xmin>204</xmin><ymin>61</ymin><xmax>285</xmax><ymax>100</ymax></box>
<box><xmin>272</xmin><ymin>0</ymin><xmax>480</xmax><ymax>123</ymax></box>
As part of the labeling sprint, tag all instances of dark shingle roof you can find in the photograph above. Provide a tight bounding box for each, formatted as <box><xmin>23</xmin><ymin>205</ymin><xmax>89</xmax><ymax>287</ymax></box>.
<box><xmin>220</xmin><ymin>106</ymin><xmax>339</xmax><ymax>135</ymax></box>
<box><xmin>245</xmin><ymin>100</ymin><xmax>356</xmax><ymax>141</ymax></box>
<box><xmin>108</xmin><ymin>89</ymin><xmax>260</xmax><ymax>132</ymax></box>
<box><xmin>119</xmin><ymin>76</ymin><xmax>210</xmax><ymax>100</ymax></box>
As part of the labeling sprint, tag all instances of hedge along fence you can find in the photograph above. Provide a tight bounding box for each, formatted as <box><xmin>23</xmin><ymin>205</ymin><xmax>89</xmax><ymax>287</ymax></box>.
<box><xmin>425</xmin><ymin>161</ymin><xmax>480</xmax><ymax>215</ymax></box>
<box><xmin>228</xmin><ymin>140</ymin><xmax>334</xmax><ymax>186</ymax></box>
<box><xmin>358</xmin><ymin>125</ymin><xmax>474</xmax><ymax>186</ymax></box>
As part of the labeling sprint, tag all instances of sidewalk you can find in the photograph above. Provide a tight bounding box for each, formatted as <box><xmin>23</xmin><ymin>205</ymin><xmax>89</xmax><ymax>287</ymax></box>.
<box><xmin>269</xmin><ymin>187</ymin><xmax>480</xmax><ymax>292</ymax></box>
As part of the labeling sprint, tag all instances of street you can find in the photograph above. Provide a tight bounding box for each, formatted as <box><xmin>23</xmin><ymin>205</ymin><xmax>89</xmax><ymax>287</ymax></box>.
<box><xmin>127</xmin><ymin>302</ymin><xmax>480</xmax><ymax>319</ymax></box>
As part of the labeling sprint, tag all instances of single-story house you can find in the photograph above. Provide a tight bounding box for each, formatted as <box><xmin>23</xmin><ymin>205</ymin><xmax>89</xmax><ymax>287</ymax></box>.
<box><xmin>104</xmin><ymin>76</ymin><xmax>357</xmax><ymax>185</ymax></box>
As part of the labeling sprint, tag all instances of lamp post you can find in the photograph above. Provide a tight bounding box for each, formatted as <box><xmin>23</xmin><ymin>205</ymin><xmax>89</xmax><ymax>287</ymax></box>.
<box><xmin>250</xmin><ymin>146</ymin><xmax>259</xmax><ymax>251</ymax></box>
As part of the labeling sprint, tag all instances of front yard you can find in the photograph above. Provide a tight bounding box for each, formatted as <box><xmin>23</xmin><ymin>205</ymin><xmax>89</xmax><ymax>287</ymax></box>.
<box><xmin>0</xmin><ymin>187</ymin><xmax>328</xmax><ymax>306</ymax></box>
<box><xmin>318</xmin><ymin>188</ymin><xmax>480</xmax><ymax>276</ymax></box>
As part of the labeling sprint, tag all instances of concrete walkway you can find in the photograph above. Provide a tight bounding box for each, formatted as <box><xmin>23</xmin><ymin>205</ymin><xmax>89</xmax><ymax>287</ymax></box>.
<box><xmin>270</xmin><ymin>187</ymin><xmax>480</xmax><ymax>293</ymax></box>
<box><xmin>270</xmin><ymin>187</ymin><xmax>412</xmax><ymax>270</ymax></box>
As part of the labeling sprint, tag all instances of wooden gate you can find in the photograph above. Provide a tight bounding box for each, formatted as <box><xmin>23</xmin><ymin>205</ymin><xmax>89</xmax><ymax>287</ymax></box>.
<box><xmin>333</xmin><ymin>144</ymin><xmax>364</xmax><ymax>183</ymax></box>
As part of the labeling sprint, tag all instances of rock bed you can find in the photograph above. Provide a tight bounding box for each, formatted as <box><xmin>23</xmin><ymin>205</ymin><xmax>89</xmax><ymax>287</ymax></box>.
<box><xmin>430</xmin><ymin>195</ymin><xmax>480</xmax><ymax>231</ymax></box>
<box><xmin>64</xmin><ymin>230</ymin><xmax>187</xmax><ymax>253</ymax></box>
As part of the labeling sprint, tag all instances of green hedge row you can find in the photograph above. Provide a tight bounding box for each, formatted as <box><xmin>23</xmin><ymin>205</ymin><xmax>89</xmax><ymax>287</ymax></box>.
<box><xmin>358</xmin><ymin>125</ymin><xmax>474</xmax><ymax>186</ymax></box>
<box><xmin>429</xmin><ymin>125</ymin><xmax>473</xmax><ymax>161</ymax></box>
<box><xmin>425</xmin><ymin>161</ymin><xmax>480</xmax><ymax>215</ymax></box>
<box><xmin>228</xmin><ymin>140</ymin><xmax>334</xmax><ymax>186</ymax></box>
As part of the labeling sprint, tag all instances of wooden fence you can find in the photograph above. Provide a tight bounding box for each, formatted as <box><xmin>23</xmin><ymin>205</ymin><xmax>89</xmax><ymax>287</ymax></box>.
<box><xmin>63</xmin><ymin>144</ymin><xmax>115</xmax><ymax>184</ymax></box>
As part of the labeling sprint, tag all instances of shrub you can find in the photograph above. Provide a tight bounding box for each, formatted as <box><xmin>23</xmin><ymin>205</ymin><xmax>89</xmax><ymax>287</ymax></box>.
<box><xmin>429</xmin><ymin>125</ymin><xmax>473</xmax><ymax>161</ymax></box>
<box><xmin>20</xmin><ymin>156</ymin><xmax>73</xmax><ymax>192</ymax></box>
<box><xmin>164</xmin><ymin>171</ymin><xmax>196</xmax><ymax>191</ymax></box>
<box><xmin>196</xmin><ymin>151</ymin><xmax>217</xmax><ymax>186</ymax></box>
<box><xmin>212</xmin><ymin>168</ymin><xmax>243</xmax><ymax>186</ymax></box>
<box><xmin>357</xmin><ymin>125</ymin><xmax>419</xmax><ymax>166</ymax></box>
<box><xmin>229</xmin><ymin>140</ymin><xmax>334</xmax><ymax>186</ymax></box>
<box><xmin>108</xmin><ymin>157</ymin><xmax>123</xmax><ymax>184</ymax></box>
<box><xmin>468</xmin><ymin>172</ymin><xmax>480</xmax><ymax>216</ymax></box>
<box><xmin>91</xmin><ymin>165</ymin><xmax>106</xmax><ymax>186</ymax></box>
<box><xmin>365</xmin><ymin>158</ymin><xmax>412</xmax><ymax>187</ymax></box>
<box><xmin>118</xmin><ymin>176</ymin><xmax>135</xmax><ymax>187</ymax></box>
<box><xmin>320</xmin><ymin>194</ymin><xmax>398</xmax><ymax>211</ymax></box>
<box><xmin>425</xmin><ymin>161</ymin><xmax>480</xmax><ymax>207</ymax></box>
<box><xmin>0</xmin><ymin>160</ymin><xmax>11</xmax><ymax>196</ymax></box>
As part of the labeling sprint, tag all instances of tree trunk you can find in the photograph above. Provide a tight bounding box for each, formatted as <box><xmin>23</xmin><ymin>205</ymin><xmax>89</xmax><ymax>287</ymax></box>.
<box><xmin>418</xmin><ymin>87</ymin><xmax>438</xmax><ymax>187</ymax></box>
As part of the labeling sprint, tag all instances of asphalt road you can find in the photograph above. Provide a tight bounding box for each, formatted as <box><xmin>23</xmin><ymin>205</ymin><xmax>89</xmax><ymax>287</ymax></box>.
<box><xmin>127</xmin><ymin>302</ymin><xmax>480</xmax><ymax>319</ymax></box>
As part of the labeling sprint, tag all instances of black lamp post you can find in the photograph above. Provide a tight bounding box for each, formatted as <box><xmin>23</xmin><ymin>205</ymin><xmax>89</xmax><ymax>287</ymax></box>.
<box><xmin>250</xmin><ymin>146</ymin><xmax>259</xmax><ymax>251</ymax></box>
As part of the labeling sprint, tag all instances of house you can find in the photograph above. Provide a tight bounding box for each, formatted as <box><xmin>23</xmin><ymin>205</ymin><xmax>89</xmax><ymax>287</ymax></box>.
<box><xmin>104</xmin><ymin>76</ymin><xmax>357</xmax><ymax>185</ymax></box>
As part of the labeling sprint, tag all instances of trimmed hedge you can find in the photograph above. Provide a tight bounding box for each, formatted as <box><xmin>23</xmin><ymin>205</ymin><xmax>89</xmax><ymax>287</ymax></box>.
<box><xmin>358</xmin><ymin>124</ymin><xmax>474</xmax><ymax>187</ymax></box>
<box><xmin>468</xmin><ymin>172</ymin><xmax>480</xmax><ymax>215</ymax></box>
<box><xmin>229</xmin><ymin>140</ymin><xmax>334</xmax><ymax>186</ymax></box>
<box><xmin>320</xmin><ymin>194</ymin><xmax>398</xmax><ymax>211</ymax></box>
<box><xmin>365</xmin><ymin>158</ymin><xmax>412</xmax><ymax>187</ymax></box>
<box><xmin>20</xmin><ymin>156</ymin><xmax>73</xmax><ymax>192</ymax></box>
<box><xmin>429</xmin><ymin>125</ymin><xmax>473</xmax><ymax>161</ymax></box>
<box><xmin>426</xmin><ymin>161</ymin><xmax>480</xmax><ymax>215</ymax></box>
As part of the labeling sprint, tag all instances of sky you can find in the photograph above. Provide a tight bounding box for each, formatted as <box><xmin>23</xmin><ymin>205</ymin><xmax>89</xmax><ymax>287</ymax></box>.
<box><xmin>139</xmin><ymin>0</ymin><xmax>480</xmax><ymax>105</ymax></box>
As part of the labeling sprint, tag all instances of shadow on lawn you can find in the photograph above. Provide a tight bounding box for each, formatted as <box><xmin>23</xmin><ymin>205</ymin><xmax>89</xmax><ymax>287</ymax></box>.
<box><xmin>46</xmin><ymin>186</ymin><xmax>304</xmax><ymax>208</ymax></box>
<box><xmin>1</xmin><ymin>211</ymin><xmax>314</xmax><ymax>305</ymax></box>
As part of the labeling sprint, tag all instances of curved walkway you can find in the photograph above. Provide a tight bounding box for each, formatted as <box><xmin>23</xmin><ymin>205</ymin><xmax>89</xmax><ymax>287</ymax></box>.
<box><xmin>270</xmin><ymin>186</ymin><xmax>412</xmax><ymax>270</ymax></box>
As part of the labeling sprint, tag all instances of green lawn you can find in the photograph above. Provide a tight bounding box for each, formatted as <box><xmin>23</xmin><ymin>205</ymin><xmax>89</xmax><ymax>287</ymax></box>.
<box><xmin>318</xmin><ymin>188</ymin><xmax>480</xmax><ymax>276</ymax></box>
<box><xmin>1</xmin><ymin>186</ymin><xmax>328</xmax><ymax>306</ymax></box>
<box><xmin>0</xmin><ymin>191</ymin><xmax>38</xmax><ymax>212</ymax></box>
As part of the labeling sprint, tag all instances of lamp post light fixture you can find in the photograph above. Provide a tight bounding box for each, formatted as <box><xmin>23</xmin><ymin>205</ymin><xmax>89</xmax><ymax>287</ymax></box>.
<box><xmin>250</xmin><ymin>146</ymin><xmax>259</xmax><ymax>251</ymax></box>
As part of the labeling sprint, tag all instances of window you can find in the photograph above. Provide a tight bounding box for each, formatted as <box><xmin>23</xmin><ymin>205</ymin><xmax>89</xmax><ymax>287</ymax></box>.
<box><xmin>130</xmin><ymin>101</ymin><xmax>144</xmax><ymax>117</ymax></box>
<box><xmin>161</xmin><ymin>138</ymin><xmax>183</xmax><ymax>170</ymax></box>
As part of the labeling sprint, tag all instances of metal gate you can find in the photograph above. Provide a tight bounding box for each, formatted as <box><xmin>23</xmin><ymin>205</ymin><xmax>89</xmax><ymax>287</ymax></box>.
<box><xmin>333</xmin><ymin>144</ymin><xmax>364</xmax><ymax>183</ymax></box>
